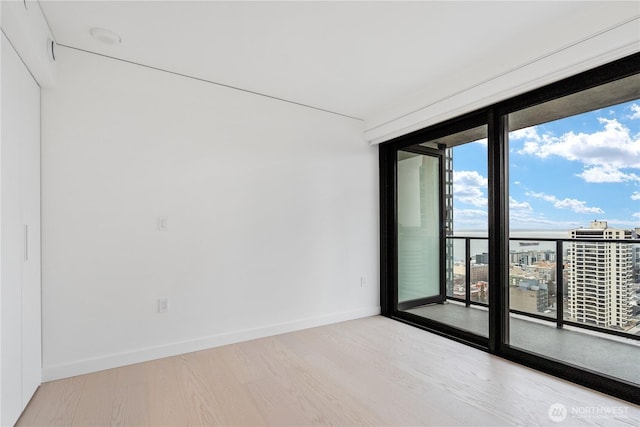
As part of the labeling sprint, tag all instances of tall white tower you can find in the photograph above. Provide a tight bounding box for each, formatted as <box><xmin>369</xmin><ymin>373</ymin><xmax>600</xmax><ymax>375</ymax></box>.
<box><xmin>567</xmin><ymin>221</ymin><xmax>634</xmax><ymax>329</ymax></box>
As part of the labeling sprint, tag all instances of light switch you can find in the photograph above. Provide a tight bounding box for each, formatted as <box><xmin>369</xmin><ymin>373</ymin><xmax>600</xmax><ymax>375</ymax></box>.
<box><xmin>157</xmin><ymin>216</ymin><xmax>168</xmax><ymax>231</ymax></box>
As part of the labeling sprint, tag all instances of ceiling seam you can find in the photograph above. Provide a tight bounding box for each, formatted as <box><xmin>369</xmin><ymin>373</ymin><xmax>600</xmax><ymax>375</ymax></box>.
<box><xmin>36</xmin><ymin>0</ymin><xmax>57</xmax><ymax>42</ymax></box>
<box><xmin>56</xmin><ymin>43</ymin><xmax>364</xmax><ymax>122</ymax></box>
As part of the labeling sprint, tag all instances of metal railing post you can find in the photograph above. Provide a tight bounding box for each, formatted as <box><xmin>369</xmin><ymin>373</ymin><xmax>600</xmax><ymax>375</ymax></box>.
<box><xmin>465</xmin><ymin>238</ymin><xmax>471</xmax><ymax>307</ymax></box>
<box><xmin>556</xmin><ymin>240</ymin><xmax>564</xmax><ymax>329</ymax></box>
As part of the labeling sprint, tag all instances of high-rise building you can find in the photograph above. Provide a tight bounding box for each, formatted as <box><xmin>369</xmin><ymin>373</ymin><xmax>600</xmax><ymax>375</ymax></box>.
<box><xmin>567</xmin><ymin>221</ymin><xmax>636</xmax><ymax>329</ymax></box>
<box><xmin>444</xmin><ymin>148</ymin><xmax>454</xmax><ymax>296</ymax></box>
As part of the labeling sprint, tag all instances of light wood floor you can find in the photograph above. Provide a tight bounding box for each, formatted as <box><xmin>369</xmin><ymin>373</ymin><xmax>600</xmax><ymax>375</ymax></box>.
<box><xmin>17</xmin><ymin>316</ymin><xmax>640</xmax><ymax>426</ymax></box>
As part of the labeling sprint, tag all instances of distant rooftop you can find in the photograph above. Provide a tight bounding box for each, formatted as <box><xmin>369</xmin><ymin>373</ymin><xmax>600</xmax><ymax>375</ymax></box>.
<box><xmin>589</xmin><ymin>220</ymin><xmax>608</xmax><ymax>229</ymax></box>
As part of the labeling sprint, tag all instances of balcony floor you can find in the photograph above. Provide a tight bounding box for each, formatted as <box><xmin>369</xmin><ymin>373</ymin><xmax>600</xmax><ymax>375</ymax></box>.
<box><xmin>406</xmin><ymin>302</ymin><xmax>640</xmax><ymax>385</ymax></box>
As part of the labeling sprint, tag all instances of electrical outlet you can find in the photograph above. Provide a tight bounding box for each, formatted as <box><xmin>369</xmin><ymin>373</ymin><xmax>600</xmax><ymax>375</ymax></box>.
<box><xmin>360</xmin><ymin>276</ymin><xmax>366</xmax><ymax>287</ymax></box>
<box><xmin>157</xmin><ymin>298</ymin><xmax>169</xmax><ymax>313</ymax></box>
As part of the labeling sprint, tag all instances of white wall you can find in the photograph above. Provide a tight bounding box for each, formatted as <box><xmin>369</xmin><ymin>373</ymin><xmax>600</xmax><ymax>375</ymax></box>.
<box><xmin>41</xmin><ymin>47</ymin><xmax>379</xmax><ymax>381</ymax></box>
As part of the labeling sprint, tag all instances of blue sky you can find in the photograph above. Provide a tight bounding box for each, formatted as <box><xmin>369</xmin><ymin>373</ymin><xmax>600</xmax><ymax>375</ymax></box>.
<box><xmin>452</xmin><ymin>100</ymin><xmax>640</xmax><ymax>232</ymax></box>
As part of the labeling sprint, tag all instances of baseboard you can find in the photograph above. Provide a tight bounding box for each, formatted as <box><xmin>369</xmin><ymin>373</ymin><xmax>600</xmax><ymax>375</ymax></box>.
<box><xmin>42</xmin><ymin>306</ymin><xmax>381</xmax><ymax>381</ymax></box>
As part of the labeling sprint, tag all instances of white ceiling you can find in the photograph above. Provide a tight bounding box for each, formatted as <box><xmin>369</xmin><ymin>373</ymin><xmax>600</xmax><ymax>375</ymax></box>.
<box><xmin>39</xmin><ymin>1</ymin><xmax>639</xmax><ymax>121</ymax></box>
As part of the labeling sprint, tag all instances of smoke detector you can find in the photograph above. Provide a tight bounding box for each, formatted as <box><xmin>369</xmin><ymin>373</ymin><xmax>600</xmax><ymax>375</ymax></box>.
<box><xmin>90</xmin><ymin>27</ymin><xmax>122</xmax><ymax>45</ymax></box>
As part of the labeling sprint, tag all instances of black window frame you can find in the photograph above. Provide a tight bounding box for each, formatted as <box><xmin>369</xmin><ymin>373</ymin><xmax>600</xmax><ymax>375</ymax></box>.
<box><xmin>379</xmin><ymin>52</ymin><xmax>640</xmax><ymax>404</ymax></box>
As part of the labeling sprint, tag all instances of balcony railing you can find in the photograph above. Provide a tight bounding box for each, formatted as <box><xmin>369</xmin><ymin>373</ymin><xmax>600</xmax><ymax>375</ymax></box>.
<box><xmin>446</xmin><ymin>236</ymin><xmax>640</xmax><ymax>341</ymax></box>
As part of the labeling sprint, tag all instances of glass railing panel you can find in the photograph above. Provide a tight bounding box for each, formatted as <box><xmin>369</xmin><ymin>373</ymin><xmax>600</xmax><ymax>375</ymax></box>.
<box><xmin>469</xmin><ymin>239</ymin><xmax>489</xmax><ymax>305</ymax></box>
<box><xmin>508</xmin><ymin>238</ymin><xmax>640</xmax><ymax>386</ymax></box>
<box><xmin>508</xmin><ymin>240</ymin><xmax>556</xmax><ymax>320</ymax></box>
<box><xmin>446</xmin><ymin>237</ymin><xmax>466</xmax><ymax>300</ymax></box>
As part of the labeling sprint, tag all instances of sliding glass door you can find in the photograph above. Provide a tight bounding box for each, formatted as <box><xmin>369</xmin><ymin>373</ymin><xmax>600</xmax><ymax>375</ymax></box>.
<box><xmin>380</xmin><ymin>53</ymin><xmax>640</xmax><ymax>403</ymax></box>
<box><xmin>397</xmin><ymin>149</ymin><xmax>444</xmax><ymax>309</ymax></box>
<box><xmin>389</xmin><ymin>123</ymin><xmax>491</xmax><ymax>343</ymax></box>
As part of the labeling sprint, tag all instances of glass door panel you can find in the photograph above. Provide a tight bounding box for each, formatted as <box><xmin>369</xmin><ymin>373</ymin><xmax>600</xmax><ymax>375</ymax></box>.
<box><xmin>398</xmin><ymin>125</ymin><xmax>489</xmax><ymax>339</ymax></box>
<box><xmin>397</xmin><ymin>150</ymin><xmax>443</xmax><ymax>308</ymax></box>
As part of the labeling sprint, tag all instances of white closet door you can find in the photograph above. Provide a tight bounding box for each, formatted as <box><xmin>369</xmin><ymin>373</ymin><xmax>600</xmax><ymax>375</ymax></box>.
<box><xmin>1</xmin><ymin>35</ymin><xmax>25</xmax><ymax>427</ymax></box>
<box><xmin>19</xmin><ymin>41</ymin><xmax>42</xmax><ymax>408</ymax></box>
<box><xmin>1</xmin><ymin>34</ymin><xmax>41</xmax><ymax>427</ymax></box>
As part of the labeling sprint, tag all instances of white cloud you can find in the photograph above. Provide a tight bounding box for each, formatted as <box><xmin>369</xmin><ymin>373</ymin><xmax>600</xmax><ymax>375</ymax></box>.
<box><xmin>629</xmin><ymin>103</ymin><xmax>640</xmax><ymax>120</ymax></box>
<box><xmin>526</xmin><ymin>191</ymin><xmax>556</xmax><ymax>202</ymax></box>
<box><xmin>518</xmin><ymin>118</ymin><xmax>639</xmax><ymax>166</ymax></box>
<box><xmin>454</xmin><ymin>170</ymin><xmax>487</xmax><ymax>186</ymax></box>
<box><xmin>453</xmin><ymin>208</ymin><xmax>487</xmax><ymax>229</ymax></box>
<box><xmin>455</xmin><ymin>209</ymin><xmax>488</xmax><ymax>218</ymax></box>
<box><xmin>632</xmin><ymin>192</ymin><xmax>640</xmax><ymax>201</ymax></box>
<box><xmin>473</xmin><ymin>138</ymin><xmax>488</xmax><ymax>147</ymax></box>
<box><xmin>633</xmin><ymin>212</ymin><xmax>640</xmax><ymax>219</ymax></box>
<box><xmin>453</xmin><ymin>170</ymin><xmax>487</xmax><ymax>207</ymax></box>
<box><xmin>554</xmin><ymin>198</ymin><xmax>604</xmax><ymax>214</ymax></box>
<box><xmin>507</xmin><ymin>206</ymin><xmax>577</xmax><ymax>230</ymax></box>
<box><xmin>509</xmin><ymin>196</ymin><xmax>531</xmax><ymax>210</ymax></box>
<box><xmin>506</xmin><ymin>193</ymin><xmax>605</xmax><ymax>230</ymax></box>
<box><xmin>526</xmin><ymin>191</ymin><xmax>604</xmax><ymax>214</ymax></box>
<box><xmin>510</xmin><ymin>126</ymin><xmax>541</xmax><ymax>142</ymax></box>
<box><xmin>577</xmin><ymin>165</ymin><xmax>640</xmax><ymax>183</ymax></box>
<box><xmin>510</xmin><ymin>216</ymin><xmax>556</xmax><ymax>227</ymax></box>
<box><xmin>516</xmin><ymin>118</ymin><xmax>640</xmax><ymax>183</ymax></box>
<box><xmin>598</xmin><ymin>218</ymin><xmax>640</xmax><ymax>228</ymax></box>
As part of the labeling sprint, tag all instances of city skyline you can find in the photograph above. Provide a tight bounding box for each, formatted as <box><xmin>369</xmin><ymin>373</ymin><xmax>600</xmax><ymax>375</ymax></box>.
<box><xmin>447</xmin><ymin>220</ymin><xmax>639</xmax><ymax>334</ymax></box>
<box><xmin>451</xmin><ymin>99</ymin><xmax>640</xmax><ymax>232</ymax></box>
